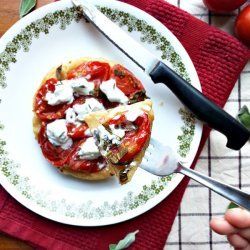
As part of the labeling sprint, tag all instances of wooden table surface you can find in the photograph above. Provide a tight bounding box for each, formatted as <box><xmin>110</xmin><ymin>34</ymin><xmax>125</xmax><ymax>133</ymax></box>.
<box><xmin>0</xmin><ymin>1</ymin><xmax>51</xmax><ymax>248</ymax></box>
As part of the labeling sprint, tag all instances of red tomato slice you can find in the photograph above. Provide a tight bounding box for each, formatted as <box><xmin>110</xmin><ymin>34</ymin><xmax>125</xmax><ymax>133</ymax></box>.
<box><xmin>34</xmin><ymin>78</ymin><xmax>71</xmax><ymax>121</ymax></box>
<box><xmin>67</xmin><ymin>122</ymin><xmax>89</xmax><ymax>139</ymax></box>
<box><xmin>66</xmin><ymin>139</ymin><xmax>107</xmax><ymax>173</ymax></box>
<box><xmin>108</xmin><ymin>113</ymin><xmax>150</xmax><ymax>163</ymax></box>
<box><xmin>67</xmin><ymin>61</ymin><xmax>111</xmax><ymax>83</ymax></box>
<box><xmin>111</xmin><ymin>64</ymin><xmax>145</xmax><ymax>98</ymax></box>
<box><xmin>38</xmin><ymin>123</ymin><xmax>76</xmax><ymax>167</ymax></box>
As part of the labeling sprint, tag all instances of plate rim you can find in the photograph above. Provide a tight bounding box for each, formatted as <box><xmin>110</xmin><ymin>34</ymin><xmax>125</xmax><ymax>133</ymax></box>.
<box><xmin>0</xmin><ymin>0</ymin><xmax>203</xmax><ymax>226</ymax></box>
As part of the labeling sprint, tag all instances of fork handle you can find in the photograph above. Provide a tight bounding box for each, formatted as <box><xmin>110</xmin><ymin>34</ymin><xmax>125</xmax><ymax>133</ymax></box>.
<box><xmin>177</xmin><ymin>163</ymin><xmax>250</xmax><ymax>210</ymax></box>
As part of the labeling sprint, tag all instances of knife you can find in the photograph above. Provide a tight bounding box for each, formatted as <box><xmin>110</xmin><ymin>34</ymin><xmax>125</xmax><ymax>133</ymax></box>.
<box><xmin>71</xmin><ymin>0</ymin><xmax>250</xmax><ymax>150</ymax></box>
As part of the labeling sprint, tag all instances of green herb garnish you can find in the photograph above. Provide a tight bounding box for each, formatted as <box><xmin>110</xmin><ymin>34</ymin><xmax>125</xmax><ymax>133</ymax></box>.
<box><xmin>129</xmin><ymin>90</ymin><xmax>147</xmax><ymax>104</ymax></box>
<box><xmin>228</xmin><ymin>202</ymin><xmax>239</xmax><ymax>209</ymax></box>
<box><xmin>114</xmin><ymin>69</ymin><xmax>125</xmax><ymax>79</ymax></box>
<box><xmin>20</xmin><ymin>0</ymin><xmax>36</xmax><ymax>18</ymax></box>
<box><xmin>237</xmin><ymin>105</ymin><xmax>250</xmax><ymax>130</ymax></box>
<box><xmin>109</xmin><ymin>230</ymin><xmax>139</xmax><ymax>250</ymax></box>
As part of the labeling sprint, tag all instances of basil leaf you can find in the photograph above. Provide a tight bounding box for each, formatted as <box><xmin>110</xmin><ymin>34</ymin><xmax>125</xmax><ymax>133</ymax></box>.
<box><xmin>237</xmin><ymin>105</ymin><xmax>250</xmax><ymax>130</ymax></box>
<box><xmin>20</xmin><ymin>0</ymin><xmax>36</xmax><ymax>18</ymax></box>
<box><xmin>228</xmin><ymin>202</ymin><xmax>239</xmax><ymax>209</ymax></box>
<box><xmin>109</xmin><ymin>230</ymin><xmax>139</xmax><ymax>250</ymax></box>
<box><xmin>109</xmin><ymin>245</ymin><xmax>117</xmax><ymax>250</ymax></box>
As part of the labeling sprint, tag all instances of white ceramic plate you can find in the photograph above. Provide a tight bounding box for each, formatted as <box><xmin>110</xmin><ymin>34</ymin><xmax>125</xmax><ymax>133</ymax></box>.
<box><xmin>0</xmin><ymin>0</ymin><xmax>202</xmax><ymax>226</ymax></box>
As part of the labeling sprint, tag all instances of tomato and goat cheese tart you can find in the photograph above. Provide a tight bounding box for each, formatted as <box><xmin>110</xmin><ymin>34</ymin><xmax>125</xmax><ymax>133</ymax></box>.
<box><xmin>84</xmin><ymin>99</ymin><xmax>153</xmax><ymax>184</ymax></box>
<box><xmin>33</xmin><ymin>57</ymin><xmax>154</xmax><ymax>183</ymax></box>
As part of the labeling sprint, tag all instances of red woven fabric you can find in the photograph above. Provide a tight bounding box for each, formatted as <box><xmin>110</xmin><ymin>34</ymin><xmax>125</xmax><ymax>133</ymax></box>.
<box><xmin>0</xmin><ymin>0</ymin><xmax>249</xmax><ymax>249</ymax></box>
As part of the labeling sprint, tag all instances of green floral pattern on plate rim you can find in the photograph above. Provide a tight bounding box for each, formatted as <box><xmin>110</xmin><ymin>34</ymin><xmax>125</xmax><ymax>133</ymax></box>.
<box><xmin>0</xmin><ymin>6</ymin><xmax>196</xmax><ymax>220</ymax></box>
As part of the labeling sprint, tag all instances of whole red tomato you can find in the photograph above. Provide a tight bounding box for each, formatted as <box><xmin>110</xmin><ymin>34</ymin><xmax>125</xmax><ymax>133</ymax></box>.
<box><xmin>203</xmin><ymin>0</ymin><xmax>247</xmax><ymax>12</ymax></box>
<box><xmin>235</xmin><ymin>5</ymin><xmax>250</xmax><ymax>46</ymax></box>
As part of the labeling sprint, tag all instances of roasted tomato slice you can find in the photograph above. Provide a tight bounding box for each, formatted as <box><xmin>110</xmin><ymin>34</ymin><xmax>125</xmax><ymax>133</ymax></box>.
<box><xmin>66</xmin><ymin>139</ymin><xmax>107</xmax><ymax>173</ymax></box>
<box><xmin>38</xmin><ymin>123</ymin><xmax>76</xmax><ymax>167</ymax></box>
<box><xmin>111</xmin><ymin>64</ymin><xmax>146</xmax><ymax>100</ymax></box>
<box><xmin>34</xmin><ymin>78</ymin><xmax>72</xmax><ymax>121</ymax></box>
<box><xmin>67</xmin><ymin>122</ymin><xmax>89</xmax><ymax>139</ymax></box>
<box><xmin>67</xmin><ymin>61</ymin><xmax>111</xmax><ymax>83</ymax></box>
<box><xmin>108</xmin><ymin>113</ymin><xmax>150</xmax><ymax>163</ymax></box>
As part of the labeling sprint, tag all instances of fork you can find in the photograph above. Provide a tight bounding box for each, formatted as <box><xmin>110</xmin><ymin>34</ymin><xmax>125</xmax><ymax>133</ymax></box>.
<box><xmin>141</xmin><ymin>138</ymin><xmax>250</xmax><ymax>210</ymax></box>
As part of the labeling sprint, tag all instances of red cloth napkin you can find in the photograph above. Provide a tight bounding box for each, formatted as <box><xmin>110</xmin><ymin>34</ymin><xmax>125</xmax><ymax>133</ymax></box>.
<box><xmin>0</xmin><ymin>0</ymin><xmax>249</xmax><ymax>249</ymax></box>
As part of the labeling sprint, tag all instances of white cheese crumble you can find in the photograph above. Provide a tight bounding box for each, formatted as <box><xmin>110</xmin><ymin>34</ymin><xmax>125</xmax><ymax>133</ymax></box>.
<box><xmin>125</xmin><ymin>108</ymin><xmax>144</xmax><ymax>122</ymax></box>
<box><xmin>100</xmin><ymin>79</ymin><xmax>128</xmax><ymax>104</ymax></box>
<box><xmin>46</xmin><ymin>119</ymin><xmax>72</xmax><ymax>150</ymax></box>
<box><xmin>77</xmin><ymin>137</ymin><xmax>101</xmax><ymax>160</ymax></box>
<box><xmin>45</xmin><ymin>82</ymin><xmax>74</xmax><ymax>106</ymax></box>
<box><xmin>45</xmin><ymin>77</ymin><xmax>95</xmax><ymax>106</ymax></box>
<box><xmin>65</xmin><ymin>108</ymin><xmax>77</xmax><ymax>123</ymax></box>
<box><xmin>74</xmin><ymin>98</ymin><xmax>105</xmax><ymax>121</ymax></box>
<box><xmin>65</xmin><ymin>98</ymin><xmax>105</xmax><ymax>124</ymax></box>
<box><xmin>93</xmin><ymin>125</ymin><xmax>121</xmax><ymax>156</ymax></box>
<box><xmin>109</xmin><ymin>124</ymin><xmax>126</xmax><ymax>138</ymax></box>
<box><xmin>84</xmin><ymin>128</ymin><xmax>92</xmax><ymax>137</ymax></box>
<box><xmin>97</xmin><ymin>162</ymin><xmax>106</xmax><ymax>170</ymax></box>
<box><xmin>97</xmin><ymin>125</ymin><xmax>121</xmax><ymax>145</ymax></box>
<box><xmin>69</xmin><ymin>78</ymin><xmax>95</xmax><ymax>96</ymax></box>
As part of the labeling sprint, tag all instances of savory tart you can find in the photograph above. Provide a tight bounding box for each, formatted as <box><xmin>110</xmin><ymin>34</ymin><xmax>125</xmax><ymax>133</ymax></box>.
<box><xmin>33</xmin><ymin>57</ymin><xmax>153</xmax><ymax>183</ymax></box>
<box><xmin>84</xmin><ymin>99</ymin><xmax>154</xmax><ymax>184</ymax></box>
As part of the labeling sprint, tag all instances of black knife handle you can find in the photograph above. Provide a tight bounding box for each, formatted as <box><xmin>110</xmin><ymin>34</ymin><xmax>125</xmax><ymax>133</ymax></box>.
<box><xmin>149</xmin><ymin>61</ymin><xmax>250</xmax><ymax>150</ymax></box>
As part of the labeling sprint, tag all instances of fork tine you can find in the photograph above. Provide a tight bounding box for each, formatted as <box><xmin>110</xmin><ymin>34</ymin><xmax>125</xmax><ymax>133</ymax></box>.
<box><xmin>140</xmin><ymin>138</ymin><xmax>179</xmax><ymax>176</ymax></box>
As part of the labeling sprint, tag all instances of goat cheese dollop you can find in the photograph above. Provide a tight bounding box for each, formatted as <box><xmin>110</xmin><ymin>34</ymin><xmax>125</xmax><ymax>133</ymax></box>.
<box><xmin>100</xmin><ymin>79</ymin><xmax>128</xmax><ymax>104</ymax></box>
<box><xmin>45</xmin><ymin>82</ymin><xmax>74</xmax><ymax>106</ymax></box>
<box><xmin>77</xmin><ymin>137</ymin><xmax>101</xmax><ymax>160</ymax></box>
<box><xmin>65</xmin><ymin>98</ymin><xmax>105</xmax><ymax>124</ymax></box>
<box><xmin>125</xmin><ymin>108</ymin><xmax>144</xmax><ymax>122</ymax></box>
<box><xmin>45</xmin><ymin>77</ymin><xmax>95</xmax><ymax>106</ymax></box>
<box><xmin>46</xmin><ymin>119</ymin><xmax>72</xmax><ymax>150</ymax></box>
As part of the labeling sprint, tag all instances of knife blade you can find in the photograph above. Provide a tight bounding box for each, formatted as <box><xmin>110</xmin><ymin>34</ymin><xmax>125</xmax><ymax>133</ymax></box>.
<box><xmin>72</xmin><ymin>0</ymin><xmax>250</xmax><ymax>150</ymax></box>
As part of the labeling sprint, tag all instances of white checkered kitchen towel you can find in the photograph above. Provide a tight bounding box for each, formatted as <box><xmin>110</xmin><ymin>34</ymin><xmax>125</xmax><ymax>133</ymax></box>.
<box><xmin>164</xmin><ymin>0</ymin><xmax>250</xmax><ymax>249</ymax></box>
